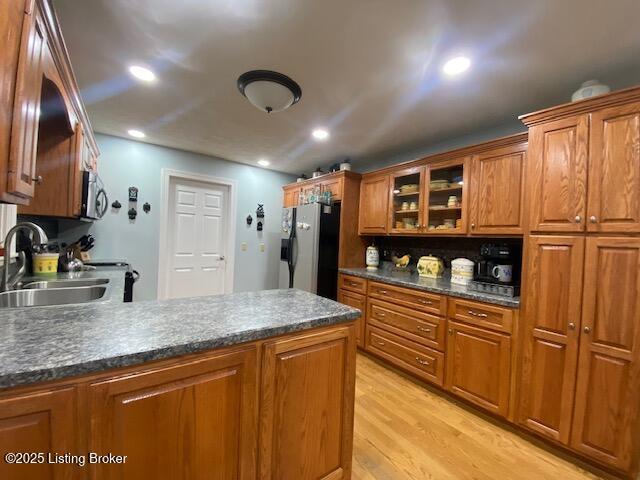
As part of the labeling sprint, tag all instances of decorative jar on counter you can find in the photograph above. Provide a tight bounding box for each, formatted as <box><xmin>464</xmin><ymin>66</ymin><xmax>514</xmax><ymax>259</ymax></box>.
<box><xmin>417</xmin><ymin>255</ymin><xmax>444</xmax><ymax>278</ymax></box>
<box><xmin>366</xmin><ymin>244</ymin><xmax>379</xmax><ymax>270</ymax></box>
<box><xmin>451</xmin><ymin>258</ymin><xmax>474</xmax><ymax>285</ymax></box>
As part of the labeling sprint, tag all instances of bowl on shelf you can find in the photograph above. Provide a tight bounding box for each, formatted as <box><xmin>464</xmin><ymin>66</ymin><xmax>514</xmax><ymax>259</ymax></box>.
<box><xmin>399</xmin><ymin>184</ymin><xmax>419</xmax><ymax>193</ymax></box>
<box><xmin>429</xmin><ymin>180</ymin><xmax>449</xmax><ymax>190</ymax></box>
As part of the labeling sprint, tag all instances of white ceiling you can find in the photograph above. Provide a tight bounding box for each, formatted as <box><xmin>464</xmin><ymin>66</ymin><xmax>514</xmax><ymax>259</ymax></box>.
<box><xmin>54</xmin><ymin>0</ymin><xmax>640</xmax><ymax>174</ymax></box>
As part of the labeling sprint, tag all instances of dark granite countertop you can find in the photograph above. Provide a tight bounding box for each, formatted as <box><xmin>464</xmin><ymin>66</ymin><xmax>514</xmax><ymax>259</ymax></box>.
<box><xmin>339</xmin><ymin>267</ymin><xmax>520</xmax><ymax>308</ymax></box>
<box><xmin>0</xmin><ymin>289</ymin><xmax>360</xmax><ymax>390</ymax></box>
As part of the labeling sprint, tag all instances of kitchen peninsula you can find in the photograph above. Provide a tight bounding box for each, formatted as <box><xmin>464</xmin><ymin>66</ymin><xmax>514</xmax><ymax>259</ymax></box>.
<box><xmin>0</xmin><ymin>288</ymin><xmax>360</xmax><ymax>479</ymax></box>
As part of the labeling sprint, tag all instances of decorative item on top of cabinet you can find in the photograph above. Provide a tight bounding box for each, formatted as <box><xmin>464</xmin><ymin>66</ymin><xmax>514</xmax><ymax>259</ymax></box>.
<box><xmin>358</xmin><ymin>173</ymin><xmax>390</xmax><ymax>234</ymax></box>
<box><xmin>424</xmin><ymin>157</ymin><xmax>469</xmax><ymax>234</ymax></box>
<box><xmin>469</xmin><ymin>140</ymin><xmax>527</xmax><ymax>235</ymax></box>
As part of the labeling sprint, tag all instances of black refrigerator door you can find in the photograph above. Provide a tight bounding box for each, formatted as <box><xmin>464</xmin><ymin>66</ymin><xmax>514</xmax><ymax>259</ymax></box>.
<box><xmin>316</xmin><ymin>204</ymin><xmax>340</xmax><ymax>300</ymax></box>
<box><xmin>280</xmin><ymin>207</ymin><xmax>297</xmax><ymax>288</ymax></box>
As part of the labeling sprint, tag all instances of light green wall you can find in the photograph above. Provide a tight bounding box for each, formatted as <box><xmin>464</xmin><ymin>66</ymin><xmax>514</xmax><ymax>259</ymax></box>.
<box><xmin>59</xmin><ymin>134</ymin><xmax>295</xmax><ymax>300</ymax></box>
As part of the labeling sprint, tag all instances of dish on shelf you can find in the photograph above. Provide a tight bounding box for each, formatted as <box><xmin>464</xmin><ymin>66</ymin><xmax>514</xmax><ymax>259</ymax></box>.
<box><xmin>399</xmin><ymin>184</ymin><xmax>419</xmax><ymax>193</ymax></box>
<box><xmin>429</xmin><ymin>204</ymin><xmax>448</xmax><ymax>210</ymax></box>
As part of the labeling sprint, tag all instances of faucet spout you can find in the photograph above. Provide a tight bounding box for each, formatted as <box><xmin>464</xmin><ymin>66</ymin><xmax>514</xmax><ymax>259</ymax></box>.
<box><xmin>1</xmin><ymin>222</ymin><xmax>49</xmax><ymax>292</ymax></box>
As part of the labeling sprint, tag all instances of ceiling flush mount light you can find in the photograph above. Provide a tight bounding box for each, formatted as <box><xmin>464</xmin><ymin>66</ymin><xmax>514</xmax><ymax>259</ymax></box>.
<box><xmin>257</xmin><ymin>159</ymin><xmax>270</xmax><ymax>167</ymax></box>
<box><xmin>127</xmin><ymin>129</ymin><xmax>146</xmax><ymax>139</ymax></box>
<box><xmin>311</xmin><ymin>128</ymin><xmax>329</xmax><ymax>141</ymax></box>
<box><xmin>237</xmin><ymin>70</ymin><xmax>302</xmax><ymax>113</ymax></box>
<box><xmin>129</xmin><ymin>65</ymin><xmax>156</xmax><ymax>82</ymax></box>
<box><xmin>442</xmin><ymin>56</ymin><xmax>471</xmax><ymax>76</ymax></box>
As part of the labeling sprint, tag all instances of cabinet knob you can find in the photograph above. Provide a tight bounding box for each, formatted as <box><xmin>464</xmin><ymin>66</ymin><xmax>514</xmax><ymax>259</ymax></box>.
<box><xmin>471</xmin><ymin>223</ymin><xmax>476</xmax><ymax>229</ymax></box>
<box><xmin>574</xmin><ymin>216</ymin><xmax>581</xmax><ymax>223</ymax></box>
<box><xmin>568</xmin><ymin>322</ymin><xmax>576</xmax><ymax>330</ymax></box>
<box><xmin>32</xmin><ymin>175</ymin><xmax>43</xmax><ymax>184</ymax></box>
<box><xmin>583</xmin><ymin>326</ymin><xmax>592</xmax><ymax>334</ymax></box>
<box><xmin>448</xmin><ymin>328</ymin><xmax>453</xmax><ymax>335</ymax></box>
<box><xmin>589</xmin><ymin>216</ymin><xmax>597</xmax><ymax>223</ymax></box>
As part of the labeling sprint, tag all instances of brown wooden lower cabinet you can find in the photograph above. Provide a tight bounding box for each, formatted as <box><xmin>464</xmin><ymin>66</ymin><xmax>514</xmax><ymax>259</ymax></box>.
<box><xmin>259</xmin><ymin>325</ymin><xmax>356</xmax><ymax>480</ymax></box>
<box><xmin>445</xmin><ymin>321</ymin><xmax>512</xmax><ymax>418</ymax></box>
<box><xmin>0</xmin><ymin>387</ymin><xmax>76</xmax><ymax>480</ymax></box>
<box><xmin>0</xmin><ymin>323</ymin><xmax>357</xmax><ymax>480</ymax></box>
<box><xmin>88</xmin><ymin>346</ymin><xmax>258</xmax><ymax>480</ymax></box>
<box><xmin>337</xmin><ymin>288</ymin><xmax>366</xmax><ymax>347</ymax></box>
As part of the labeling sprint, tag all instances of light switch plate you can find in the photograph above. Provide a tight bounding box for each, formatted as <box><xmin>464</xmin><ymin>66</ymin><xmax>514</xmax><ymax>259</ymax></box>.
<box><xmin>241</xmin><ymin>242</ymin><xmax>247</xmax><ymax>251</ymax></box>
<box><xmin>259</xmin><ymin>243</ymin><xmax>265</xmax><ymax>252</ymax></box>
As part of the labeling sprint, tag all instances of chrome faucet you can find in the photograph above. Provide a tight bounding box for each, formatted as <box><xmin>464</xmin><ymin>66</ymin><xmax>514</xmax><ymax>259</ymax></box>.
<box><xmin>1</xmin><ymin>222</ymin><xmax>48</xmax><ymax>292</ymax></box>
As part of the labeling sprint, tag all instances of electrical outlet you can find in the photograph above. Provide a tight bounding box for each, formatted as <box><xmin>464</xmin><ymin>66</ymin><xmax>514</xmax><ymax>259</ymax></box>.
<box><xmin>241</xmin><ymin>242</ymin><xmax>247</xmax><ymax>251</ymax></box>
<box><xmin>259</xmin><ymin>242</ymin><xmax>265</xmax><ymax>252</ymax></box>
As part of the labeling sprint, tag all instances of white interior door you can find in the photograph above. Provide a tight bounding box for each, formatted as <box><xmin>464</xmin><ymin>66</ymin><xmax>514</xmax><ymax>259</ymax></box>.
<box><xmin>166</xmin><ymin>177</ymin><xmax>229</xmax><ymax>299</ymax></box>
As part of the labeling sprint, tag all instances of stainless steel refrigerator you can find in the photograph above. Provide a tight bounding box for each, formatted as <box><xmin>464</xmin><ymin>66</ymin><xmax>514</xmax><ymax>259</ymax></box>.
<box><xmin>279</xmin><ymin>202</ymin><xmax>341</xmax><ymax>299</ymax></box>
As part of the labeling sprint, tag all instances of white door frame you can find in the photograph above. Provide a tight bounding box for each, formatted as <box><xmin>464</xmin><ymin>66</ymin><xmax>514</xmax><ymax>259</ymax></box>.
<box><xmin>157</xmin><ymin>169</ymin><xmax>237</xmax><ymax>300</ymax></box>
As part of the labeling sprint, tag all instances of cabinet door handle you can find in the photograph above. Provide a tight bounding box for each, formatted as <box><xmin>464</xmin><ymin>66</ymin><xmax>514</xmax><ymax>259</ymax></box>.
<box><xmin>568</xmin><ymin>322</ymin><xmax>576</xmax><ymax>330</ymax></box>
<box><xmin>379</xmin><ymin>290</ymin><xmax>387</xmax><ymax>294</ymax></box>
<box><xmin>419</xmin><ymin>299</ymin><xmax>433</xmax><ymax>305</ymax></box>
<box><xmin>376</xmin><ymin>340</ymin><xmax>386</xmax><ymax>346</ymax></box>
<box><xmin>468</xmin><ymin>310</ymin><xmax>488</xmax><ymax>318</ymax></box>
<box><xmin>417</xmin><ymin>325</ymin><xmax>431</xmax><ymax>333</ymax></box>
<box><xmin>376</xmin><ymin>312</ymin><xmax>386</xmax><ymax>317</ymax></box>
<box><xmin>583</xmin><ymin>326</ymin><xmax>592</xmax><ymax>334</ymax></box>
<box><xmin>348</xmin><ymin>281</ymin><xmax>359</xmax><ymax>287</ymax></box>
<box><xmin>574</xmin><ymin>215</ymin><xmax>582</xmax><ymax>223</ymax></box>
<box><xmin>589</xmin><ymin>216</ymin><xmax>597</xmax><ymax>223</ymax></box>
<box><xmin>415</xmin><ymin>357</ymin><xmax>430</xmax><ymax>366</ymax></box>
<box><xmin>471</xmin><ymin>223</ymin><xmax>476</xmax><ymax>229</ymax></box>
<box><xmin>448</xmin><ymin>328</ymin><xmax>454</xmax><ymax>335</ymax></box>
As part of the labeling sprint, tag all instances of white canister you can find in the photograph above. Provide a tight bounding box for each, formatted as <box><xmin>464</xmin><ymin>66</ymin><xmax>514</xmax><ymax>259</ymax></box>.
<box><xmin>340</xmin><ymin>161</ymin><xmax>352</xmax><ymax>171</ymax></box>
<box><xmin>451</xmin><ymin>258</ymin><xmax>474</xmax><ymax>285</ymax></box>
<box><xmin>366</xmin><ymin>245</ymin><xmax>379</xmax><ymax>270</ymax></box>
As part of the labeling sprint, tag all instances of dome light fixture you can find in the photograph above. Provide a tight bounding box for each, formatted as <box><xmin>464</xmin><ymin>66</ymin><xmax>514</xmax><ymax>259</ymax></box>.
<box><xmin>237</xmin><ymin>70</ymin><xmax>302</xmax><ymax>113</ymax></box>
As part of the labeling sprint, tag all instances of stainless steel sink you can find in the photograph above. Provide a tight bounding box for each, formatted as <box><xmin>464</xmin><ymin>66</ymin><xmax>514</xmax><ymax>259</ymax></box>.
<box><xmin>22</xmin><ymin>278</ymin><xmax>110</xmax><ymax>289</ymax></box>
<box><xmin>0</xmin><ymin>286</ymin><xmax>107</xmax><ymax>308</ymax></box>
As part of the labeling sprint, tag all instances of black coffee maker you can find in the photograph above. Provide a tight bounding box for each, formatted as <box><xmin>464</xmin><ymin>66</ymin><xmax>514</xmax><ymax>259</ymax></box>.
<box><xmin>475</xmin><ymin>243</ymin><xmax>519</xmax><ymax>285</ymax></box>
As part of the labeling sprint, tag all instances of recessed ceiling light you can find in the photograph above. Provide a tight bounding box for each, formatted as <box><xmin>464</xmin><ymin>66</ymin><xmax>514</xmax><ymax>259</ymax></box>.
<box><xmin>257</xmin><ymin>159</ymin><xmax>270</xmax><ymax>167</ymax></box>
<box><xmin>312</xmin><ymin>128</ymin><xmax>329</xmax><ymax>141</ymax></box>
<box><xmin>129</xmin><ymin>65</ymin><xmax>156</xmax><ymax>82</ymax></box>
<box><xmin>442</xmin><ymin>56</ymin><xmax>471</xmax><ymax>76</ymax></box>
<box><xmin>127</xmin><ymin>129</ymin><xmax>146</xmax><ymax>139</ymax></box>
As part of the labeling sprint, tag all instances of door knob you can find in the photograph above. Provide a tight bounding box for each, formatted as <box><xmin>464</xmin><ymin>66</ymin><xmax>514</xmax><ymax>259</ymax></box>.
<box><xmin>219</xmin><ymin>256</ymin><xmax>225</xmax><ymax>260</ymax></box>
<box><xmin>583</xmin><ymin>326</ymin><xmax>592</xmax><ymax>334</ymax></box>
<box><xmin>589</xmin><ymin>216</ymin><xmax>597</xmax><ymax>223</ymax></box>
<box><xmin>574</xmin><ymin>216</ymin><xmax>581</xmax><ymax>223</ymax></box>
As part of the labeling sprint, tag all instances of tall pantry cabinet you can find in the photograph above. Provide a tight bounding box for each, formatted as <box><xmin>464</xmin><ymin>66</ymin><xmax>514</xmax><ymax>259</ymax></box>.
<box><xmin>518</xmin><ymin>87</ymin><xmax>640</xmax><ymax>476</ymax></box>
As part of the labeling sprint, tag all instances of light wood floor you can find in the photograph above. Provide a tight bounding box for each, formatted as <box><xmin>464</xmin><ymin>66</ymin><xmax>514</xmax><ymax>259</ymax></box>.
<box><xmin>352</xmin><ymin>353</ymin><xmax>605</xmax><ymax>480</ymax></box>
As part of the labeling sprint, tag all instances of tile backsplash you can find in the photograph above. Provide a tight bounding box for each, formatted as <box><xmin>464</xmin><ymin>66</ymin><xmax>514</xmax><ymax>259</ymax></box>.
<box><xmin>371</xmin><ymin>236</ymin><xmax>523</xmax><ymax>270</ymax></box>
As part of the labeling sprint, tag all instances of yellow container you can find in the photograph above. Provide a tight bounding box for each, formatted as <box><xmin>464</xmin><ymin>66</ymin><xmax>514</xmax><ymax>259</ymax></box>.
<box><xmin>33</xmin><ymin>253</ymin><xmax>59</xmax><ymax>275</ymax></box>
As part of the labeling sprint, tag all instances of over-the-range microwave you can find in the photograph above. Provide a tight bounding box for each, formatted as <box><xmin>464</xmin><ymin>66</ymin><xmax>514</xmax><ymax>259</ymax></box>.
<box><xmin>80</xmin><ymin>171</ymin><xmax>108</xmax><ymax>220</ymax></box>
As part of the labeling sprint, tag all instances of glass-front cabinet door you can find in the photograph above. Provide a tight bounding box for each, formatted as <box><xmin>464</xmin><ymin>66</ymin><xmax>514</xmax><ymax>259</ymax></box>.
<box><xmin>424</xmin><ymin>157</ymin><xmax>469</xmax><ymax>234</ymax></box>
<box><xmin>389</xmin><ymin>166</ymin><xmax>425</xmax><ymax>234</ymax></box>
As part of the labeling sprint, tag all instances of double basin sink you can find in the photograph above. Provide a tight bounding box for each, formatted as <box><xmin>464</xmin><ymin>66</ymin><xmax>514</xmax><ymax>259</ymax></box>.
<box><xmin>0</xmin><ymin>278</ymin><xmax>110</xmax><ymax>308</ymax></box>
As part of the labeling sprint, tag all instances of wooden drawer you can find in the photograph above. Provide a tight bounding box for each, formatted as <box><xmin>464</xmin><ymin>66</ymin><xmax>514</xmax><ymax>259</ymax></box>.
<box><xmin>368</xmin><ymin>299</ymin><xmax>446</xmax><ymax>351</ymax></box>
<box><xmin>447</xmin><ymin>297</ymin><xmax>514</xmax><ymax>334</ymax></box>
<box><xmin>368</xmin><ymin>281</ymin><xmax>446</xmax><ymax>316</ymax></box>
<box><xmin>366</xmin><ymin>326</ymin><xmax>445</xmax><ymax>387</ymax></box>
<box><xmin>338</xmin><ymin>273</ymin><xmax>367</xmax><ymax>295</ymax></box>
<box><xmin>337</xmin><ymin>288</ymin><xmax>366</xmax><ymax>348</ymax></box>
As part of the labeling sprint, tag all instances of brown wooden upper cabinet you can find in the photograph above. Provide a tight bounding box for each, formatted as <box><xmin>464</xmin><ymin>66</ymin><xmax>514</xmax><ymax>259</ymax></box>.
<box><xmin>4</xmin><ymin>0</ymin><xmax>48</xmax><ymax>203</ymax></box>
<box><xmin>524</xmin><ymin>93</ymin><xmax>640</xmax><ymax>234</ymax></box>
<box><xmin>587</xmin><ymin>101</ymin><xmax>640</xmax><ymax>233</ymax></box>
<box><xmin>424</xmin><ymin>157</ymin><xmax>469</xmax><ymax>234</ymax></box>
<box><xmin>388</xmin><ymin>166</ymin><xmax>424</xmax><ymax>234</ymax></box>
<box><xmin>358</xmin><ymin>173</ymin><xmax>390</xmax><ymax>234</ymax></box>
<box><xmin>469</xmin><ymin>142</ymin><xmax>527</xmax><ymax>235</ymax></box>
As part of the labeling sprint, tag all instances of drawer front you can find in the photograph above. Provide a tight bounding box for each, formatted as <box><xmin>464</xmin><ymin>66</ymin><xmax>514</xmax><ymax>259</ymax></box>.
<box><xmin>368</xmin><ymin>281</ymin><xmax>446</xmax><ymax>316</ymax></box>
<box><xmin>338</xmin><ymin>274</ymin><xmax>367</xmax><ymax>295</ymax></box>
<box><xmin>337</xmin><ymin>289</ymin><xmax>366</xmax><ymax>348</ymax></box>
<box><xmin>366</xmin><ymin>326</ymin><xmax>445</xmax><ymax>387</ymax></box>
<box><xmin>368</xmin><ymin>299</ymin><xmax>446</xmax><ymax>351</ymax></box>
<box><xmin>448</xmin><ymin>297</ymin><xmax>514</xmax><ymax>334</ymax></box>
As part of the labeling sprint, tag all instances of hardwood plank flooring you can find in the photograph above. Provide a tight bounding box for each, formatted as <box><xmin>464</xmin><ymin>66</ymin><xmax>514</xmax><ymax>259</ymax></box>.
<box><xmin>352</xmin><ymin>353</ymin><xmax>606</xmax><ymax>480</ymax></box>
